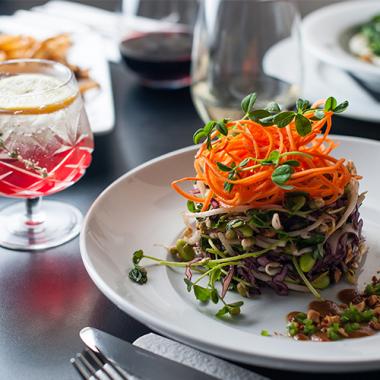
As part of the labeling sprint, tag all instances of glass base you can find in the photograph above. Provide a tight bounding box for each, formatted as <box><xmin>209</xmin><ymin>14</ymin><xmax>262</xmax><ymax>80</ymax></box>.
<box><xmin>0</xmin><ymin>200</ymin><xmax>82</xmax><ymax>251</ymax></box>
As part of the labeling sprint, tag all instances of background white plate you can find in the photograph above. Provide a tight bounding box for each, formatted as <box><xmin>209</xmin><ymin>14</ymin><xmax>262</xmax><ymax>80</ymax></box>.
<box><xmin>302</xmin><ymin>1</ymin><xmax>380</xmax><ymax>88</ymax></box>
<box><xmin>81</xmin><ymin>136</ymin><xmax>380</xmax><ymax>372</ymax></box>
<box><xmin>0</xmin><ymin>10</ymin><xmax>114</xmax><ymax>134</ymax></box>
<box><xmin>263</xmin><ymin>38</ymin><xmax>380</xmax><ymax>123</ymax></box>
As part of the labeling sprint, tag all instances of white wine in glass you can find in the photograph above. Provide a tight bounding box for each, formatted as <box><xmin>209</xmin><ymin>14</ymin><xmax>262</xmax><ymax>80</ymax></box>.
<box><xmin>191</xmin><ymin>0</ymin><xmax>302</xmax><ymax>122</ymax></box>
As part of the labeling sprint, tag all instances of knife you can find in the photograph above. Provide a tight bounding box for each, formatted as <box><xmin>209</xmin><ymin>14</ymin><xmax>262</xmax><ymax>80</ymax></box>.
<box><xmin>80</xmin><ymin>327</ymin><xmax>218</xmax><ymax>380</ymax></box>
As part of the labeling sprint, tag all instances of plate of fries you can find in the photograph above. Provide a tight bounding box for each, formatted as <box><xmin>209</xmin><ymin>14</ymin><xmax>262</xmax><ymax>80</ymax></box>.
<box><xmin>0</xmin><ymin>26</ymin><xmax>114</xmax><ymax>134</ymax></box>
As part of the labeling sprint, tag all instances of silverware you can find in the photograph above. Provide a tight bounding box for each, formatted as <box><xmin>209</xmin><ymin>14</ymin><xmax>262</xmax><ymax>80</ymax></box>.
<box><xmin>347</xmin><ymin>72</ymin><xmax>380</xmax><ymax>103</ymax></box>
<box><xmin>80</xmin><ymin>327</ymin><xmax>218</xmax><ymax>380</ymax></box>
<box><xmin>71</xmin><ymin>348</ymin><xmax>128</xmax><ymax>380</ymax></box>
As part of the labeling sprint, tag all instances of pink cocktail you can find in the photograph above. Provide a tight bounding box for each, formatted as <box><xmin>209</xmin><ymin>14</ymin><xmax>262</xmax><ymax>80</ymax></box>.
<box><xmin>0</xmin><ymin>59</ymin><xmax>94</xmax><ymax>250</ymax></box>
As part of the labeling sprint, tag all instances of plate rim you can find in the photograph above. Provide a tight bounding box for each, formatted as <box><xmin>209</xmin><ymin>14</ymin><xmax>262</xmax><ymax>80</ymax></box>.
<box><xmin>80</xmin><ymin>135</ymin><xmax>380</xmax><ymax>372</ymax></box>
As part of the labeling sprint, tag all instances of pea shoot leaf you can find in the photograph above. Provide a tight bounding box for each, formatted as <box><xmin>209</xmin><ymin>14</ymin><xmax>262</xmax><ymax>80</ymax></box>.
<box><xmin>216</xmin><ymin>162</ymin><xmax>232</xmax><ymax>172</ymax></box>
<box><xmin>324</xmin><ymin>97</ymin><xmax>337</xmax><ymax>112</ymax></box>
<box><xmin>224</xmin><ymin>182</ymin><xmax>234</xmax><ymax>192</ymax></box>
<box><xmin>133</xmin><ymin>249</ymin><xmax>144</xmax><ymax>265</ymax></box>
<box><xmin>265</xmin><ymin>101</ymin><xmax>281</xmax><ymax>113</ymax></box>
<box><xmin>204</xmin><ymin>120</ymin><xmax>217</xmax><ymax>134</ymax></box>
<box><xmin>128</xmin><ymin>265</ymin><xmax>147</xmax><ymax>284</ymax></box>
<box><xmin>324</xmin><ymin>97</ymin><xmax>348</xmax><ymax>114</ymax></box>
<box><xmin>334</xmin><ymin>100</ymin><xmax>349</xmax><ymax>113</ymax></box>
<box><xmin>184</xmin><ymin>278</ymin><xmax>193</xmax><ymax>292</ymax></box>
<box><xmin>271</xmin><ymin>164</ymin><xmax>294</xmax><ymax>189</ymax></box>
<box><xmin>295</xmin><ymin>114</ymin><xmax>311</xmax><ymax>136</ymax></box>
<box><xmin>248</xmin><ymin>109</ymin><xmax>271</xmax><ymax>122</ymax></box>
<box><xmin>193</xmin><ymin>284</ymin><xmax>211</xmax><ymax>302</ymax></box>
<box><xmin>215</xmin><ymin>301</ymin><xmax>244</xmax><ymax>318</ymax></box>
<box><xmin>193</xmin><ymin>119</ymin><xmax>229</xmax><ymax>149</ymax></box>
<box><xmin>238</xmin><ymin>158</ymin><xmax>251</xmax><ymax>167</ymax></box>
<box><xmin>216</xmin><ymin>305</ymin><xmax>229</xmax><ymax>318</ymax></box>
<box><xmin>285</xmin><ymin>160</ymin><xmax>300</xmax><ymax>167</ymax></box>
<box><xmin>193</xmin><ymin>128</ymin><xmax>206</xmax><ymax>144</ymax></box>
<box><xmin>258</xmin><ymin>115</ymin><xmax>275</xmax><ymax>126</ymax></box>
<box><xmin>261</xmin><ymin>150</ymin><xmax>280</xmax><ymax>166</ymax></box>
<box><xmin>274</xmin><ymin>111</ymin><xmax>295</xmax><ymax>128</ymax></box>
<box><xmin>313</xmin><ymin>109</ymin><xmax>325</xmax><ymax>120</ymax></box>
<box><xmin>296</xmin><ymin>98</ymin><xmax>310</xmax><ymax>113</ymax></box>
<box><xmin>216</xmin><ymin>121</ymin><xmax>228</xmax><ymax>135</ymax></box>
<box><xmin>241</xmin><ymin>93</ymin><xmax>257</xmax><ymax>114</ymax></box>
<box><xmin>187</xmin><ymin>200</ymin><xmax>201</xmax><ymax>213</ymax></box>
<box><xmin>210</xmin><ymin>288</ymin><xmax>219</xmax><ymax>304</ymax></box>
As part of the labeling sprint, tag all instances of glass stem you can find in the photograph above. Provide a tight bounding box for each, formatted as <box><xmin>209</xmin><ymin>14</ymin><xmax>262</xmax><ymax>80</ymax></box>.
<box><xmin>25</xmin><ymin>197</ymin><xmax>43</xmax><ymax>227</ymax></box>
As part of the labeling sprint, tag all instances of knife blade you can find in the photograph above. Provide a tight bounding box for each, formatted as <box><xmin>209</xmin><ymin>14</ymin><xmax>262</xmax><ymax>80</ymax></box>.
<box><xmin>80</xmin><ymin>327</ymin><xmax>218</xmax><ymax>380</ymax></box>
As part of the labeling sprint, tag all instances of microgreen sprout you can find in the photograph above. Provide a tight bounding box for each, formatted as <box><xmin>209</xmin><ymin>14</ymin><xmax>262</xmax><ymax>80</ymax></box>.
<box><xmin>193</xmin><ymin>119</ymin><xmax>229</xmax><ymax>149</ymax></box>
<box><xmin>216</xmin><ymin>150</ymin><xmax>313</xmax><ymax>192</ymax></box>
<box><xmin>128</xmin><ymin>246</ymin><xmax>278</xmax><ymax>317</ymax></box>
<box><xmin>193</xmin><ymin>93</ymin><xmax>348</xmax><ymax>152</ymax></box>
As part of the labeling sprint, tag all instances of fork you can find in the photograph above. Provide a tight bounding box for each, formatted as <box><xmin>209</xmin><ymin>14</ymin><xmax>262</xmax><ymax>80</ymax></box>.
<box><xmin>70</xmin><ymin>348</ymin><xmax>128</xmax><ymax>380</ymax></box>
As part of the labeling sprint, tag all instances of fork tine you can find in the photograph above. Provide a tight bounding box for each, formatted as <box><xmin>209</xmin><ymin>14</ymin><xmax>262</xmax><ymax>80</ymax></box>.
<box><xmin>76</xmin><ymin>352</ymin><xmax>106</xmax><ymax>380</ymax></box>
<box><xmin>86</xmin><ymin>348</ymin><xmax>104</xmax><ymax>367</ymax></box>
<box><xmin>87</xmin><ymin>349</ymin><xmax>128</xmax><ymax>380</ymax></box>
<box><xmin>71</xmin><ymin>349</ymin><xmax>129</xmax><ymax>380</ymax></box>
<box><xmin>70</xmin><ymin>355</ymin><xmax>92</xmax><ymax>380</ymax></box>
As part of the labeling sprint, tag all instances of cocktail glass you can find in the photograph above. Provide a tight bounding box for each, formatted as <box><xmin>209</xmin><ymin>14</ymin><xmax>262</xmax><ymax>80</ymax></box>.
<box><xmin>0</xmin><ymin>59</ymin><xmax>94</xmax><ymax>250</ymax></box>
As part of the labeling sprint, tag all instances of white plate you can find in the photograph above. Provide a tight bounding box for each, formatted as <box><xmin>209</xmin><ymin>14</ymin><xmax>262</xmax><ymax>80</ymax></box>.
<box><xmin>0</xmin><ymin>11</ymin><xmax>114</xmax><ymax>134</ymax></box>
<box><xmin>81</xmin><ymin>136</ymin><xmax>380</xmax><ymax>372</ymax></box>
<box><xmin>263</xmin><ymin>37</ymin><xmax>380</xmax><ymax>123</ymax></box>
<box><xmin>302</xmin><ymin>1</ymin><xmax>380</xmax><ymax>88</ymax></box>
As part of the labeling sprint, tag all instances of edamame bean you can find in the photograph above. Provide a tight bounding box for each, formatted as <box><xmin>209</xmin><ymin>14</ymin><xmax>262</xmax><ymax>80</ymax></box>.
<box><xmin>345</xmin><ymin>269</ymin><xmax>356</xmax><ymax>285</ymax></box>
<box><xmin>229</xmin><ymin>306</ymin><xmax>241</xmax><ymax>316</ymax></box>
<box><xmin>169</xmin><ymin>246</ymin><xmax>178</xmax><ymax>256</ymax></box>
<box><xmin>237</xmin><ymin>225</ymin><xmax>253</xmax><ymax>237</ymax></box>
<box><xmin>225</xmin><ymin>229</ymin><xmax>236</xmax><ymax>240</ymax></box>
<box><xmin>312</xmin><ymin>272</ymin><xmax>330</xmax><ymax>289</ymax></box>
<box><xmin>176</xmin><ymin>239</ymin><xmax>195</xmax><ymax>261</ymax></box>
<box><xmin>241</xmin><ymin>238</ymin><xmax>255</xmax><ymax>250</ymax></box>
<box><xmin>237</xmin><ymin>282</ymin><xmax>249</xmax><ymax>298</ymax></box>
<box><xmin>300</xmin><ymin>252</ymin><xmax>316</xmax><ymax>273</ymax></box>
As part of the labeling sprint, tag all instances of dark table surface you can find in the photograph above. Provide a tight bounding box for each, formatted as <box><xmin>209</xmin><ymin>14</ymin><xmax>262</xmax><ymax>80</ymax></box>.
<box><xmin>0</xmin><ymin>1</ymin><xmax>380</xmax><ymax>379</ymax></box>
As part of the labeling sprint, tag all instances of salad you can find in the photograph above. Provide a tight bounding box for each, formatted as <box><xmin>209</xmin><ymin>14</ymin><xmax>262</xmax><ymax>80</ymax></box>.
<box><xmin>129</xmin><ymin>93</ymin><xmax>367</xmax><ymax>318</ymax></box>
<box><xmin>349</xmin><ymin>14</ymin><xmax>380</xmax><ymax>66</ymax></box>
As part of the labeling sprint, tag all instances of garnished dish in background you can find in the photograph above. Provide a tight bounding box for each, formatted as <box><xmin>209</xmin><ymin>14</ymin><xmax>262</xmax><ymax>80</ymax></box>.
<box><xmin>0</xmin><ymin>33</ymin><xmax>99</xmax><ymax>93</ymax></box>
<box><xmin>129</xmin><ymin>93</ymin><xmax>369</xmax><ymax>323</ymax></box>
<box><xmin>349</xmin><ymin>14</ymin><xmax>380</xmax><ymax>66</ymax></box>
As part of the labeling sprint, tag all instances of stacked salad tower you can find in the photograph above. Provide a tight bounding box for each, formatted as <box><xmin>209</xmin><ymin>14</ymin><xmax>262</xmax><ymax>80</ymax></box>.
<box><xmin>130</xmin><ymin>94</ymin><xmax>367</xmax><ymax>317</ymax></box>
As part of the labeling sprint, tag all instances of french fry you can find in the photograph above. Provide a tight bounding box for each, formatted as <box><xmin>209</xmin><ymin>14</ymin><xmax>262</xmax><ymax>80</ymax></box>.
<box><xmin>0</xmin><ymin>33</ymin><xmax>99</xmax><ymax>94</ymax></box>
<box><xmin>78</xmin><ymin>79</ymin><xmax>100</xmax><ymax>93</ymax></box>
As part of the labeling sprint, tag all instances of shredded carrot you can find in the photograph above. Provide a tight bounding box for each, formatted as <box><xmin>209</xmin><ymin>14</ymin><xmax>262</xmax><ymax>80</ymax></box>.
<box><xmin>172</xmin><ymin>102</ymin><xmax>358</xmax><ymax>209</ymax></box>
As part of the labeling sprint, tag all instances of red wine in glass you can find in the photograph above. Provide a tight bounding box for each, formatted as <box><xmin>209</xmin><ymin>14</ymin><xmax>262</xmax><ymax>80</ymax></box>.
<box><xmin>119</xmin><ymin>31</ymin><xmax>192</xmax><ymax>89</ymax></box>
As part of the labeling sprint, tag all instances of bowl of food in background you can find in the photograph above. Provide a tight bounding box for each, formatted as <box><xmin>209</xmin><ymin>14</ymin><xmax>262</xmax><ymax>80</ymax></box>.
<box><xmin>303</xmin><ymin>1</ymin><xmax>380</xmax><ymax>91</ymax></box>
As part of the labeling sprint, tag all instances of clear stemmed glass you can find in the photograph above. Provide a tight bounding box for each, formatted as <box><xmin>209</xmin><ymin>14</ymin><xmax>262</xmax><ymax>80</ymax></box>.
<box><xmin>191</xmin><ymin>0</ymin><xmax>302</xmax><ymax>122</ymax></box>
<box><xmin>0</xmin><ymin>59</ymin><xmax>94</xmax><ymax>250</ymax></box>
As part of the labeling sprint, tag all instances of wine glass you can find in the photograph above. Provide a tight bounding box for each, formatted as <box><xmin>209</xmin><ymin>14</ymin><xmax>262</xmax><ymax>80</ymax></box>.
<box><xmin>119</xmin><ymin>0</ymin><xmax>198</xmax><ymax>88</ymax></box>
<box><xmin>191</xmin><ymin>0</ymin><xmax>302</xmax><ymax>122</ymax></box>
<box><xmin>0</xmin><ymin>59</ymin><xmax>93</xmax><ymax>250</ymax></box>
